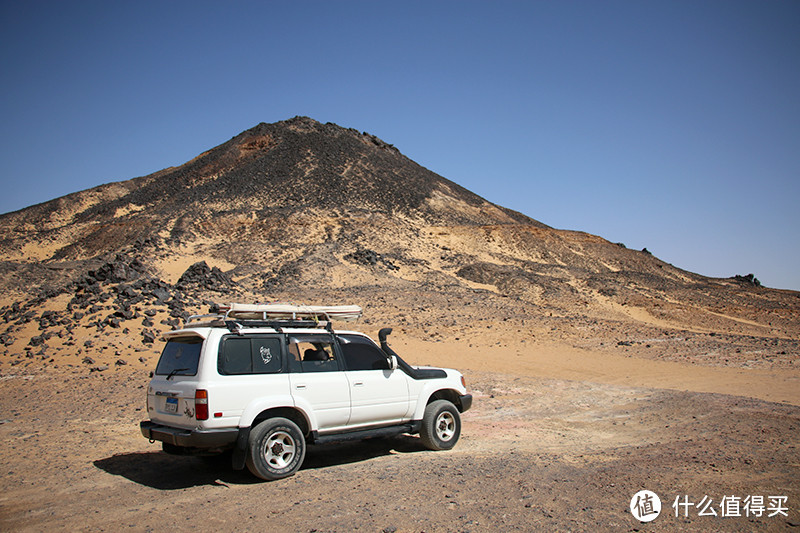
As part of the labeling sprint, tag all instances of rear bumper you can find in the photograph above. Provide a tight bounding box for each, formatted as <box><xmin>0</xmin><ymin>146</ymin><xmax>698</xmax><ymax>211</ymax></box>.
<box><xmin>140</xmin><ymin>421</ymin><xmax>238</xmax><ymax>449</ymax></box>
<box><xmin>459</xmin><ymin>394</ymin><xmax>473</xmax><ymax>413</ymax></box>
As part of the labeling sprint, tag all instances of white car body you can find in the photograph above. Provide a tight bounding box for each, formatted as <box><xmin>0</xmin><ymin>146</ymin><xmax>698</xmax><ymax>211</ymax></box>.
<box><xmin>140</xmin><ymin>309</ymin><xmax>471</xmax><ymax>479</ymax></box>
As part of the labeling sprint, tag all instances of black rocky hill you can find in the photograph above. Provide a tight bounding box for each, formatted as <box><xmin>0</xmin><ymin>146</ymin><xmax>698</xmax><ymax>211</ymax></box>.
<box><xmin>0</xmin><ymin>117</ymin><xmax>797</xmax><ymax>366</ymax></box>
<box><xmin>124</xmin><ymin>116</ymin><xmax>538</xmax><ymax>223</ymax></box>
<box><xmin>0</xmin><ymin>117</ymin><xmax>542</xmax><ymax>264</ymax></box>
<box><xmin>0</xmin><ymin>116</ymin><xmax>796</xmax><ymax>334</ymax></box>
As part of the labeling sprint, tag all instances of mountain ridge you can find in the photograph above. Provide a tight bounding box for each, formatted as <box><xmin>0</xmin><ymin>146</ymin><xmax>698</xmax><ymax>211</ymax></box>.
<box><xmin>0</xmin><ymin>116</ymin><xmax>542</xmax><ymax>262</ymax></box>
<box><xmin>0</xmin><ymin>116</ymin><xmax>797</xmax><ymax>375</ymax></box>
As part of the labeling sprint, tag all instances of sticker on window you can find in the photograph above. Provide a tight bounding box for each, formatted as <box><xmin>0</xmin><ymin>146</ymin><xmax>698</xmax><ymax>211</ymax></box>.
<box><xmin>260</xmin><ymin>345</ymin><xmax>273</xmax><ymax>365</ymax></box>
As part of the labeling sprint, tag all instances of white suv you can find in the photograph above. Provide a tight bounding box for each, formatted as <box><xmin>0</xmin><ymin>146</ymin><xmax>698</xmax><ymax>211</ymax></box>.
<box><xmin>140</xmin><ymin>303</ymin><xmax>472</xmax><ymax>480</ymax></box>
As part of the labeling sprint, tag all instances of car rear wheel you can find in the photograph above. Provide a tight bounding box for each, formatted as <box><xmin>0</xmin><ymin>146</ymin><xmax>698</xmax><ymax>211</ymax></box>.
<box><xmin>246</xmin><ymin>417</ymin><xmax>306</xmax><ymax>480</ymax></box>
<box><xmin>420</xmin><ymin>399</ymin><xmax>461</xmax><ymax>451</ymax></box>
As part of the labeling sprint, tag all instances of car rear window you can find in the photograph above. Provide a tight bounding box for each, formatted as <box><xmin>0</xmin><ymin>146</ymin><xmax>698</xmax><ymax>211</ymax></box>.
<box><xmin>155</xmin><ymin>337</ymin><xmax>203</xmax><ymax>377</ymax></box>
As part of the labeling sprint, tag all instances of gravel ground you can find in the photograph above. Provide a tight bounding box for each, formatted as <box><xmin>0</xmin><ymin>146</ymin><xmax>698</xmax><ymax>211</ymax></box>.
<box><xmin>0</xmin><ymin>367</ymin><xmax>797</xmax><ymax>532</ymax></box>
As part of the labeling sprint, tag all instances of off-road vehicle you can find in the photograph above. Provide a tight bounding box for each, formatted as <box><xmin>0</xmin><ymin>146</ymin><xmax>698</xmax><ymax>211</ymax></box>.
<box><xmin>140</xmin><ymin>303</ymin><xmax>472</xmax><ymax>480</ymax></box>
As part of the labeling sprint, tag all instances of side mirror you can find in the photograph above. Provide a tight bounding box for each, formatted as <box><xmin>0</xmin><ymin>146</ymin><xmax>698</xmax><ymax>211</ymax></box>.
<box><xmin>388</xmin><ymin>355</ymin><xmax>398</xmax><ymax>371</ymax></box>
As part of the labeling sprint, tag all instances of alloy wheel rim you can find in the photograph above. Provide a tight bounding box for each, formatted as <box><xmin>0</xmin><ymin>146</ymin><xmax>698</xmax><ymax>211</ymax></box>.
<box><xmin>263</xmin><ymin>430</ymin><xmax>296</xmax><ymax>469</ymax></box>
<box><xmin>435</xmin><ymin>412</ymin><xmax>456</xmax><ymax>441</ymax></box>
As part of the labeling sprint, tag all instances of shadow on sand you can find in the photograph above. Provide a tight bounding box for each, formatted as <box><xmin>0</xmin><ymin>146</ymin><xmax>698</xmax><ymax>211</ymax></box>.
<box><xmin>94</xmin><ymin>435</ymin><xmax>427</xmax><ymax>490</ymax></box>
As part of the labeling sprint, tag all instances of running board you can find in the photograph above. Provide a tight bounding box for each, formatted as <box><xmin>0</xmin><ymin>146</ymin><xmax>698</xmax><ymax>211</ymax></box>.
<box><xmin>311</xmin><ymin>422</ymin><xmax>421</xmax><ymax>445</ymax></box>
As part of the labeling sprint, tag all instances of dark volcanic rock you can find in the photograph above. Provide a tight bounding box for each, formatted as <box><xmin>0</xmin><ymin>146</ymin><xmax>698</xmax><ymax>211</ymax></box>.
<box><xmin>28</xmin><ymin>335</ymin><xmax>45</xmax><ymax>347</ymax></box>
<box><xmin>176</xmin><ymin>261</ymin><xmax>234</xmax><ymax>293</ymax></box>
<box><xmin>733</xmin><ymin>273</ymin><xmax>762</xmax><ymax>287</ymax></box>
<box><xmin>88</xmin><ymin>255</ymin><xmax>147</xmax><ymax>283</ymax></box>
<box><xmin>345</xmin><ymin>248</ymin><xmax>399</xmax><ymax>271</ymax></box>
<box><xmin>260</xmin><ymin>263</ymin><xmax>301</xmax><ymax>290</ymax></box>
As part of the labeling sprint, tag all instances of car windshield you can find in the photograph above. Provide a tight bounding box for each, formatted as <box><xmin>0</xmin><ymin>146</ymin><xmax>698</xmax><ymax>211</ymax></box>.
<box><xmin>155</xmin><ymin>337</ymin><xmax>203</xmax><ymax>377</ymax></box>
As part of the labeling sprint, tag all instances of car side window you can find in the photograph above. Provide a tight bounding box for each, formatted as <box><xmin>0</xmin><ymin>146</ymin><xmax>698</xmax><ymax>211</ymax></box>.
<box><xmin>218</xmin><ymin>335</ymin><xmax>282</xmax><ymax>375</ymax></box>
<box><xmin>289</xmin><ymin>335</ymin><xmax>340</xmax><ymax>373</ymax></box>
<box><xmin>338</xmin><ymin>334</ymin><xmax>390</xmax><ymax>371</ymax></box>
<box><xmin>286</xmin><ymin>340</ymin><xmax>303</xmax><ymax>373</ymax></box>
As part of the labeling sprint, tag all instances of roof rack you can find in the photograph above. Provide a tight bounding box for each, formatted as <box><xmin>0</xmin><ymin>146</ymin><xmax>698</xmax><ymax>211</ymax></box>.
<box><xmin>184</xmin><ymin>303</ymin><xmax>363</xmax><ymax>331</ymax></box>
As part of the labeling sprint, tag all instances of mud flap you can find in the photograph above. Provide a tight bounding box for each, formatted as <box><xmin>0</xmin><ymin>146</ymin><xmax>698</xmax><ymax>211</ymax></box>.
<box><xmin>231</xmin><ymin>426</ymin><xmax>251</xmax><ymax>470</ymax></box>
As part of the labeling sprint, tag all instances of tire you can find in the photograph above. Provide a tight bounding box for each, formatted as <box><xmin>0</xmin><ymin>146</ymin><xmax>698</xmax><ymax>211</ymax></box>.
<box><xmin>419</xmin><ymin>399</ymin><xmax>461</xmax><ymax>451</ymax></box>
<box><xmin>245</xmin><ymin>418</ymin><xmax>306</xmax><ymax>480</ymax></box>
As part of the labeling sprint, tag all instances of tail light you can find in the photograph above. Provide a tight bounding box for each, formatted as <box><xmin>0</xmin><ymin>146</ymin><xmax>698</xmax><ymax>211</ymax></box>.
<box><xmin>195</xmin><ymin>389</ymin><xmax>209</xmax><ymax>421</ymax></box>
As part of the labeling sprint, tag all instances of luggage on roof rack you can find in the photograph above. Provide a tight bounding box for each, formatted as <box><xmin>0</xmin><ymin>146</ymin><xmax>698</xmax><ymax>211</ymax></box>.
<box><xmin>220</xmin><ymin>303</ymin><xmax>362</xmax><ymax>322</ymax></box>
<box><xmin>184</xmin><ymin>303</ymin><xmax>363</xmax><ymax>328</ymax></box>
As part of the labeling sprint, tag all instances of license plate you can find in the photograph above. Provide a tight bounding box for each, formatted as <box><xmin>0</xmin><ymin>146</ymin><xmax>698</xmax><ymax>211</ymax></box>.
<box><xmin>165</xmin><ymin>397</ymin><xmax>179</xmax><ymax>413</ymax></box>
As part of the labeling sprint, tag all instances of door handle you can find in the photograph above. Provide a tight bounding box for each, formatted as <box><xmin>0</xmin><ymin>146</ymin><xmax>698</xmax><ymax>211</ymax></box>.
<box><xmin>353</xmin><ymin>381</ymin><xmax>364</xmax><ymax>387</ymax></box>
<box><xmin>295</xmin><ymin>384</ymin><xmax>307</xmax><ymax>390</ymax></box>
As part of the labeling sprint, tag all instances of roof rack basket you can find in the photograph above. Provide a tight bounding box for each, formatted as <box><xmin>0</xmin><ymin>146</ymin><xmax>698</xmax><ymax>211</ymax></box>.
<box><xmin>184</xmin><ymin>303</ymin><xmax>363</xmax><ymax>330</ymax></box>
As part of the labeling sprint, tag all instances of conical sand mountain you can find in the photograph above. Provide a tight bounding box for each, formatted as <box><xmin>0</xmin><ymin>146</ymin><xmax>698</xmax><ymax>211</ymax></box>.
<box><xmin>151</xmin><ymin>116</ymin><xmax>537</xmax><ymax>223</ymax></box>
<box><xmin>0</xmin><ymin>116</ymin><xmax>538</xmax><ymax>264</ymax></box>
<box><xmin>0</xmin><ymin>116</ymin><xmax>797</xmax><ymax>357</ymax></box>
<box><xmin>0</xmin><ymin>116</ymin><xmax>655</xmax><ymax>302</ymax></box>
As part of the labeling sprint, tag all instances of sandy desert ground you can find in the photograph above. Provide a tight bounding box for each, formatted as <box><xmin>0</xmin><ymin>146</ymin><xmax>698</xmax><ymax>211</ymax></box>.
<box><xmin>1</xmin><ymin>330</ymin><xmax>798</xmax><ymax>532</ymax></box>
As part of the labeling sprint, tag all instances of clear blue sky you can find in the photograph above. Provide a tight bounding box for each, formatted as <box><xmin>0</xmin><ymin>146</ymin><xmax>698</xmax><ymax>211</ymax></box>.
<box><xmin>1</xmin><ymin>1</ymin><xmax>798</xmax><ymax>290</ymax></box>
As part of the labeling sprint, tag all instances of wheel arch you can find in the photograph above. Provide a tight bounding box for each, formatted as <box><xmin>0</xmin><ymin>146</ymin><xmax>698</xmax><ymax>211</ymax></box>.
<box><xmin>251</xmin><ymin>407</ymin><xmax>311</xmax><ymax>437</ymax></box>
<box><xmin>422</xmin><ymin>388</ymin><xmax>466</xmax><ymax>414</ymax></box>
<box><xmin>239</xmin><ymin>395</ymin><xmax>317</xmax><ymax>435</ymax></box>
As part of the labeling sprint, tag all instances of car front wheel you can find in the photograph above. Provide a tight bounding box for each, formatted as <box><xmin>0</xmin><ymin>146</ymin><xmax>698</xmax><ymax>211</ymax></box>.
<box><xmin>420</xmin><ymin>399</ymin><xmax>461</xmax><ymax>451</ymax></box>
<box><xmin>245</xmin><ymin>418</ymin><xmax>306</xmax><ymax>480</ymax></box>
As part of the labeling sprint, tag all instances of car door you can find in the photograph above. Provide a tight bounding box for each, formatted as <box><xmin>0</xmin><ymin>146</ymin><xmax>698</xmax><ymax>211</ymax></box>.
<box><xmin>337</xmin><ymin>334</ymin><xmax>411</xmax><ymax>426</ymax></box>
<box><xmin>287</xmin><ymin>333</ymin><xmax>351</xmax><ymax>431</ymax></box>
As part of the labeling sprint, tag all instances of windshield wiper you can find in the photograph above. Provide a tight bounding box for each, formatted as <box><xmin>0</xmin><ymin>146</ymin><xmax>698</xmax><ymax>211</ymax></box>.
<box><xmin>166</xmin><ymin>368</ymin><xmax>189</xmax><ymax>380</ymax></box>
